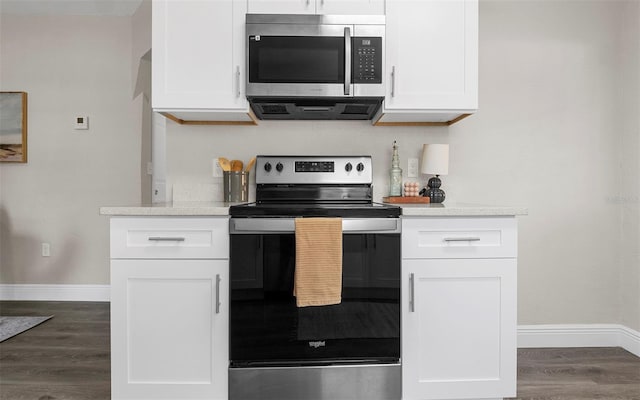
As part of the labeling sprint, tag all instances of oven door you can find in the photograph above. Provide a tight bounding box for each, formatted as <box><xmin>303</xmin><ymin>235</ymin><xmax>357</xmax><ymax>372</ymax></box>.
<box><xmin>229</xmin><ymin>218</ymin><xmax>400</xmax><ymax>368</ymax></box>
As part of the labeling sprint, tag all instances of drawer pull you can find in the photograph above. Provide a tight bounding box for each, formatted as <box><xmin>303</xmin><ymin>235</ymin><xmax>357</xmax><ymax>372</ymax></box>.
<box><xmin>443</xmin><ymin>237</ymin><xmax>481</xmax><ymax>242</ymax></box>
<box><xmin>409</xmin><ymin>273</ymin><xmax>415</xmax><ymax>313</ymax></box>
<box><xmin>147</xmin><ymin>236</ymin><xmax>186</xmax><ymax>242</ymax></box>
<box><xmin>215</xmin><ymin>274</ymin><xmax>221</xmax><ymax>314</ymax></box>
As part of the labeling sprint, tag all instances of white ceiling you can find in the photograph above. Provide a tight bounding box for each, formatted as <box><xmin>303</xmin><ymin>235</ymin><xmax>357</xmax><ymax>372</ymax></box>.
<box><xmin>0</xmin><ymin>0</ymin><xmax>144</xmax><ymax>16</ymax></box>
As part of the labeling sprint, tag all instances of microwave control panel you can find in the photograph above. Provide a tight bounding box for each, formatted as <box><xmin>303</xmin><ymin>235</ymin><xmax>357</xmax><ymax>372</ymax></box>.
<box><xmin>353</xmin><ymin>37</ymin><xmax>382</xmax><ymax>84</ymax></box>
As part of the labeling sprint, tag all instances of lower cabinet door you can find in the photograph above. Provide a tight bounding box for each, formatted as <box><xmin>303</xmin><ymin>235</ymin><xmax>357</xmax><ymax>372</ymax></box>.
<box><xmin>402</xmin><ymin>258</ymin><xmax>516</xmax><ymax>400</ymax></box>
<box><xmin>111</xmin><ymin>259</ymin><xmax>228</xmax><ymax>400</ymax></box>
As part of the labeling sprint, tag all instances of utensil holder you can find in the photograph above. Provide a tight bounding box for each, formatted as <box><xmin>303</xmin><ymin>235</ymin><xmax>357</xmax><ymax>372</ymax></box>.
<box><xmin>223</xmin><ymin>171</ymin><xmax>249</xmax><ymax>202</ymax></box>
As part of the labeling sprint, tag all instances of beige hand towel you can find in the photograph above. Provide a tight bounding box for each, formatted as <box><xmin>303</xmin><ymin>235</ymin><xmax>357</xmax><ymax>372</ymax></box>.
<box><xmin>294</xmin><ymin>217</ymin><xmax>343</xmax><ymax>307</ymax></box>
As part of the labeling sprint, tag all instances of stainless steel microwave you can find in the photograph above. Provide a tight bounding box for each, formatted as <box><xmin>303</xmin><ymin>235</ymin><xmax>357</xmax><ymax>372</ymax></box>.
<box><xmin>246</xmin><ymin>14</ymin><xmax>385</xmax><ymax>120</ymax></box>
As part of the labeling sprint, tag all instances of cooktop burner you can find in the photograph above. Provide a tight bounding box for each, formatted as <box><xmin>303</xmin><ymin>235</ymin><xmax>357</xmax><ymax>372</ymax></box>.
<box><xmin>231</xmin><ymin>155</ymin><xmax>401</xmax><ymax>218</ymax></box>
<box><xmin>229</xmin><ymin>202</ymin><xmax>401</xmax><ymax>218</ymax></box>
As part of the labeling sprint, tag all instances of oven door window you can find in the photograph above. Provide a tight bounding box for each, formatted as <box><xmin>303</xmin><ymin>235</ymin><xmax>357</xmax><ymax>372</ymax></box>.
<box><xmin>230</xmin><ymin>233</ymin><xmax>400</xmax><ymax>367</ymax></box>
<box><xmin>248</xmin><ymin>36</ymin><xmax>345</xmax><ymax>84</ymax></box>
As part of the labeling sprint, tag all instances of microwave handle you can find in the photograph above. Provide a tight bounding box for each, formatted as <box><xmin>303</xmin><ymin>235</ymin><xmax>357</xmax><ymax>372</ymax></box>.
<box><xmin>344</xmin><ymin>27</ymin><xmax>351</xmax><ymax>96</ymax></box>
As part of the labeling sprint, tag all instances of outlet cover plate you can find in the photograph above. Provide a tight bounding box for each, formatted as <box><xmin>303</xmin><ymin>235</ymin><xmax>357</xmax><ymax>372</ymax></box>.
<box><xmin>212</xmin><ymin>159</ymin><xmax>223</xmax><ymax>178</ymax></box>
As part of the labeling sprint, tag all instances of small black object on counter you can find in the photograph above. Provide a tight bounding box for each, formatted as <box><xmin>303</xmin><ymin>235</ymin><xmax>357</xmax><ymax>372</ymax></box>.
<box><xmin>420</xmin><ymin>175</ymin><xmax>446</xmax><ymax>203</ymax></box>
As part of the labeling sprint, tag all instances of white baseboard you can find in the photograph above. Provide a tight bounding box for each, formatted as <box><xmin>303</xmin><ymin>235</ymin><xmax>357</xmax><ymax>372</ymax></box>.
<box><xmin>518</xmin><ymin>324</ymin><xmax>640</xmax><ymax>357</ymax></box>
<box><xmin>0</xmin><ymin>284</ymin><xmax>110</xmax><ymax>302</ymax></box>
<box><xmin>619</xmin><ymin>325</ymin><xmax>640</xmax><ymax>357</ymax></box>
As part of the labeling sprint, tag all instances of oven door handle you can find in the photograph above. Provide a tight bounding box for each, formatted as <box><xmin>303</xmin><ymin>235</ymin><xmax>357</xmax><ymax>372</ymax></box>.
<box><xmin>230</xmin><ymin>218</ymin><xmax>400</xmax><ymax>234</ymax></box>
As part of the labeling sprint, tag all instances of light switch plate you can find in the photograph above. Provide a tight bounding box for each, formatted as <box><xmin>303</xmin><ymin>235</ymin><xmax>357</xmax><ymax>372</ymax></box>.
<box><xmin>408</xmin><ymin>158</ymin><xmax>419</xmax><ymax>178</ymax></box>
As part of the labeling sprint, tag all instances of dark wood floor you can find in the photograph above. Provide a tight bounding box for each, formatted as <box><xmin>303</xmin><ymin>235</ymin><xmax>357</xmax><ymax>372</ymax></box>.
<box><xmin>1</xmin><ymin>301</ymin><xmax>639</xmax><ymax>400</ymax></box>
<box><xmin>0</xmin><ymin>301</ymin><xmax>110</xmax><ymax>400</ymax></box>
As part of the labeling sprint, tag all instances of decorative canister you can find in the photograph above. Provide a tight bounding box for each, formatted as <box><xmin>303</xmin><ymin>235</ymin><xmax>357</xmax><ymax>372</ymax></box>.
<box><xmin>223</xmin><ymin>171</ymin><xmax>249</xmax><ymax>202</ymax></box>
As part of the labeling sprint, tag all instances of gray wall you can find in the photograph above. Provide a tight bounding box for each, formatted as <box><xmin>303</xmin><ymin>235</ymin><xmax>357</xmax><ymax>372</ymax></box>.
<box><xmin>0</xmin><ymin>14</ymin><xmax>141</xmax><ymax>284</ymax></box>
<box><xmin>0</xmin><ymin>1</ymin><xmax>638</xmax><ymax>331</ymax></box>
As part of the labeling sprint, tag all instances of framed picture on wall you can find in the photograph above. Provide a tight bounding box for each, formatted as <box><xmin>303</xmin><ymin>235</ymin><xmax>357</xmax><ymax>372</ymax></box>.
<box><xmin>0</xmin><ymin>91</ymin><xmax>28</xmax><ymax>163</ymax></box>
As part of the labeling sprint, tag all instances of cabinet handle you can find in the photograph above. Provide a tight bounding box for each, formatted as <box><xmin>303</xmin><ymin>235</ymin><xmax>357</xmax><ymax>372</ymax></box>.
<box><xmin>147</xmin><ymin>237</ymin><xmax>185</xmax><ymax>242</ymax></box>
<box><xmin>443</xmin><ymin>237</ymin><xmax>481</xmax><ymax>242</ymax></box>
<box><xmin>409</xmin><ymin>273</ymin><xmax>415</xmax><ymax>313</ymax></box>
<box><xmin>236</xmin><ymin>66</ymin><xmax>241</xmax><ymax>98</ymax></box>
<box><xmin>344</xmin><ymin>27</ymin><xmax>351</xmax><ymax>96</ymax></box>
<box><xmin>391</xmin><ymin>66</ymin><xmax>396</xmax><ymax>98</ymax></box>
<box><xmin>215</xmin><ymin>274</ymin><xmax>221</xmax><ymax>314</ymax></box>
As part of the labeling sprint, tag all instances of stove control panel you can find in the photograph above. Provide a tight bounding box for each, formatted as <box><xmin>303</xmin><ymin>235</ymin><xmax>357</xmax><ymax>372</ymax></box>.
<box><xmin>256</xmin><ymin>155</ymin><xmax>372</xmax><ymax>185</ymax></box>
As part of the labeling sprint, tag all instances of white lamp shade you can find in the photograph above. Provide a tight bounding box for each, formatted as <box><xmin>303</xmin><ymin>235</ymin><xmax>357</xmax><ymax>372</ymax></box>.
<box><xmin>421</xmin><ymin>144</ymin><xmax>449</xmax><ymax>175</ymax></box>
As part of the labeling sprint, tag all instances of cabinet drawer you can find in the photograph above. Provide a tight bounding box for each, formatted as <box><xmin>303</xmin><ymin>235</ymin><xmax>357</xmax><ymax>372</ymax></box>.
<box><xmin>402</xmin><ymin>217</ymin><xmax>516</xmax><ymax>259</ymax></box>
<box><xmin>110</xmin><ymin>217</ymin><xmax>229</xmax><ymax>259</ymax></box>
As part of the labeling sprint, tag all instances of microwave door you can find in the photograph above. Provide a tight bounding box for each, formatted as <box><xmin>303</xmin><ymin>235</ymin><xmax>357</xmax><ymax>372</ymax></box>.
<box><xmin>247</xmin><ymin>24</ymin><xmax>353</xmax><ymax>97</ymax></box>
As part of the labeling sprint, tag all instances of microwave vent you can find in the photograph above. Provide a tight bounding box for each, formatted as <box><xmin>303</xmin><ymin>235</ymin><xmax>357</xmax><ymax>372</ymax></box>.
<box><xmin>342</xmin><ymin>105</ymin><xmax>371</xmax><ymax>115</ymax></box>
<box><xmin>248</xmin><ymin>97</ymin><xmax>383</xmax><ymax>120</ymax></box>
<box><xmin>260</xmin><ymin>104</ymin><xmax>289</xmax><ymax>114</ymax></box>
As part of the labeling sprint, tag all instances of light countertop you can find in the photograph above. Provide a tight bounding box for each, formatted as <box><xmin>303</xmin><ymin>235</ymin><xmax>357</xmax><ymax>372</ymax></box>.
<box><xmin>100</xmin><ymin>202</ymin><xmax>527</xmax><ymax>217</ymax></box>
<box><xmin>100</xmin><ymin>202</ymin><xmax>233</xmax><ymax>216</ymax></box>
<box><xmin>398</xmin><ymin>203</ymin><xmax>528</xmax><ymax>217</ymax></box>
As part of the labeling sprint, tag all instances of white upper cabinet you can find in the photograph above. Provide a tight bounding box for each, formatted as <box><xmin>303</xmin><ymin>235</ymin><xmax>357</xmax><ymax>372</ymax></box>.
<box><xmin>248</xmin><ymin>0</ymin><xmax>314</xmax><ymax>14</ymax></box>
<box><xmin>374</xmin><ymin>0</ymin><xmax>478</xmax><ymax>126</ymax></box>
<box><xmin>319</xmin><ymin>0</ymin><xmax>385</xmax><ymax>14</ymax></box>
<box><xmin>247</xmin><ymin>0</ymin><xmax>385</xmax><ymax>15</ymax></box>
<box><xmin>152</xmin><ymin>0</ymin><xmax>256</xmax><ymax>124</ymax></box>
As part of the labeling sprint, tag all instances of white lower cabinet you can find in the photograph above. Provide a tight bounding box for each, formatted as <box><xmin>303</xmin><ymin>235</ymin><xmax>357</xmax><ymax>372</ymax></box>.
<box><xmin>110</xmin><ymin>217</ymin><xmax>229</xmax><ymax>400</ymax></box>
<box><xmin>108</xmin><ymin>215</ymin><xmax>516</xmax><ymax>400</ymax></box>
<box><xmin>401</xmin><ymin>217</ymin><xmax>517</xmax><ymax>400</ymax></box>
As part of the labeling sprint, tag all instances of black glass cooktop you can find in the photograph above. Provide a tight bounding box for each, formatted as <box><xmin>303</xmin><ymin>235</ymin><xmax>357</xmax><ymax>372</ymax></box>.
<box><xmin>229</xmin><ymin>202</ymin><xmax>401</xmax><ymax>218</ymax></box>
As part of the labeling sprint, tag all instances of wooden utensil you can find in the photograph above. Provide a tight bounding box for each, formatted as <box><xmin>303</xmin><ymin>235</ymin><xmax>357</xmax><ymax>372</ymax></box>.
<box><xmin>218</xmin><ymin>157</ymin><xmax>231</xmax><ymax>172</ymax></box>
<box><xmin>230</xmin><ymin>159</ymin><xmax>244</xmax><ymax>172</ymax></box>
<box><xmin>245</xmin><ymin>156</ymin><xmax>256</xmax><ymax>172</ymax></box>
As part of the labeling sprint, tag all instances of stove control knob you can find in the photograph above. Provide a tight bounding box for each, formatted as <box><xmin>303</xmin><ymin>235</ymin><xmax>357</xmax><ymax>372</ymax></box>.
<box><xmin>345</xmin><ymin>162</ymin><xmax>353</xmax><ymax>172</ymax></box>
<box><xmin>356</xmin><ymin>162</ymin><xmax>365</xmax><ymax>172</ymax></box>
<box><xmin>276</xmin><ymin>162</ymin><xmax>284</xmax><ymax>172</ymax></box>
<box><xmin>264</xmin><ymin>162</ymin><xmax>272</xmax><ymax>172</ymax></box>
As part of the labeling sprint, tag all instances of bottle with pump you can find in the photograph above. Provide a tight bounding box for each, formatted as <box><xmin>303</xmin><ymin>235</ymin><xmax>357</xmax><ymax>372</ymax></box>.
<box><xmin>389</xmin><ymin>141</ymin><xmax>403</xmax><ymax>196</ymax></box>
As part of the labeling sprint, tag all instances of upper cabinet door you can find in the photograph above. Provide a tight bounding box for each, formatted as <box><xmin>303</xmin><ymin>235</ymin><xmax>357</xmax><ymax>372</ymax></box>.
<box><xmin>318</xmin><ymin>0</ymin><xmax>385</xmax><ymax>15</ymax></box>
<box><xmin>379</xmin><ymin>0</ymin><xmax>478</xmax><ymax>123</ymax></box>
<box><xmin>153</xmin><ymin>0</ymin><xmax>249</xmax><ymax>112</ymax></box>
<box><xmin>247</xmin><ymin>0</ymin><xmax>315</xmax><ymax>14</ymax></box>
<box><xmin>247</xmin><ymin>0</ymin><xmax>384</xmax><ymax>15</ymax></box>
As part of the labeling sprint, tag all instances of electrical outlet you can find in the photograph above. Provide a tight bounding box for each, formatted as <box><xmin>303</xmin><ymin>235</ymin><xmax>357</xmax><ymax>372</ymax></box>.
<box><xmin>407</xmin><ymin>158</ymin><xmax>419</xmax><ymax>178</ymax></box>
<box><xmin>42</xmin><ymin>243</ymin><xmax>50</xmax><ymax>257</ymax></box>
<box><xmin>212</xmin><ymin>159</ymin><xmax>223</xmax><ymax>177</ymax></box>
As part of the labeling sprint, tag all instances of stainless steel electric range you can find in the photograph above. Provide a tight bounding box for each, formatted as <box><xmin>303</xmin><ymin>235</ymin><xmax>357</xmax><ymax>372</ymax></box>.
<box><xmin>228</xmin><ymin>155</ymin><xmax>401</xmax><ymax>400</ymax></box>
